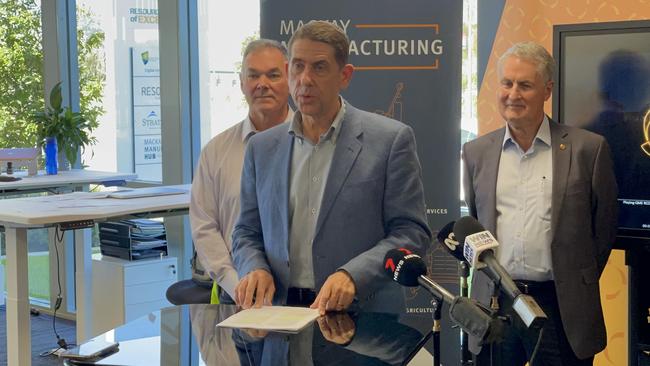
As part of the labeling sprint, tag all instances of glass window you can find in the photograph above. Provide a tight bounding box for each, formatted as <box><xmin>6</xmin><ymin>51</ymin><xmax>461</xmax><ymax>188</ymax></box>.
<box><xmin>196</xmin><ymin>0</ymin><xmax>259</xmax><ymax>148</ymax></box>
<box><xmin>76</xmin><ymin>0</ymin><xmax>161</xmax><ymax>182</ymax></box>
<box><xmin>461</xmin><ymin>0</ymin><xmax>478</xmax><ymax>204</ymax></box>
<box><xmin>0</xmin><ymin>0</ymin><xmax>51</xmax><ymax>306</ymax></box>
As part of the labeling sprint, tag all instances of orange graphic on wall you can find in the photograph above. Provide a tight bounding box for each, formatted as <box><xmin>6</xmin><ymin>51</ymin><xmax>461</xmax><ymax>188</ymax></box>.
<box><xmin>375</xmin><ymin>82</ymin><xmax>405</xmax><ymax>121</ymax></box>
<box><xmin>641</xmin><ymin>109</ymin><xmax>650</xmax><ymax>156</ymax></box>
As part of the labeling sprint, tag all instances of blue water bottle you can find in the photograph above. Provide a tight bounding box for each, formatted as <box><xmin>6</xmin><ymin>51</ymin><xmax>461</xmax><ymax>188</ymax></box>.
<box><xmin>44</xmin><ymin>137</ymin><xmax>58</xmax><ymax>175</ymax></box>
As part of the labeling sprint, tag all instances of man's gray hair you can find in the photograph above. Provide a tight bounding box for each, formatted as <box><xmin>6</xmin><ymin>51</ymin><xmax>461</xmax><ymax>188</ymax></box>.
<box><xmin>242</xmin><ymin>39</ymin><xmax>288</xmax><ymax>64</ymax></box>
<box><xmin>288</xmin><ymin>20</ymin><xmax>350</xmax><ymax>68</ymax></box>
<box><xmin>498</xmin><ymin>42</ymin><xmax>555</xmax><ymax>83</ymax></box>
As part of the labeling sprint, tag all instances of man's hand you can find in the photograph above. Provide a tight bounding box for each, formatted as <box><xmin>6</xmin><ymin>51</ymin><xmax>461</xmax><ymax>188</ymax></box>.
<box><xmin>242</xmin><ymin>328</ymin><xmax>269</xmax><ymax>339</ymax></box>
<box><xmin>317</xmin><ymin>312</ymin><xmax>356</xmax><ymax>345</ymax></box>
<box><xmin>310</xmin><ymin>270</ymin><xmax>356</xmax><ymax>315</ymax></box>
<box><xmin>235</xmin><ymin>269</ymin><xmax>275</xmax><ymax>309</ymax></box>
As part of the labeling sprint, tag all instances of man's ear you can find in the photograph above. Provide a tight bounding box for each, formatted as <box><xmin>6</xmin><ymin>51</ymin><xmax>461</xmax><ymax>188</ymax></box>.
<box><xmin>340</xmin><ymin>64</ymin><xmax>354</xmax><ymax>90</ymax></box>
<box><xmin>544</xmin><ymin>80</ymin><xmax>554</xmax><ymax>101</ymax></box>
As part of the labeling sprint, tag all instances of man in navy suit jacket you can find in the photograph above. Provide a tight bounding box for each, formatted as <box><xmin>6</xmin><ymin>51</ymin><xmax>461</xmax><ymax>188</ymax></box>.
<box><xmin>232</xmin><ymin>20</ymin><xmax>431</xmax><ymax>314</ymax></box>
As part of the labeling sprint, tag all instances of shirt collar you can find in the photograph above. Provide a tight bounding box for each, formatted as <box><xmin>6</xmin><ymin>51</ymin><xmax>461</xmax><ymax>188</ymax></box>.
<box><xmin>289</xmin><ymin>96</ymin><xmax>346</xmax><ymax>144</ymax></box>
<box><xmin>241</xmin><ymin>116</ymin><xmax>257</xmax><ymax>142</ymax></box>
<box><xmin>241</xmin><ymin>108</ymin><xmax>294</xmax><ymax>142</ymax></box>
<box><xmin>502</xmin><ymin>115</ymin><xmax>551</xmax><ymax>151</ymax></box>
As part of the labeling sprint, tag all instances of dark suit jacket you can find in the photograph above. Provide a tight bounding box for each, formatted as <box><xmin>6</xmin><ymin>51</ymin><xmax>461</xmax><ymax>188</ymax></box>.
<box><xmin>232</xmin><ymin>101</ymin><xmax>431</xmax><ymax>312</ymax></box>
<box><xmin>462</xmin><ymin>118</ymin><xmax>618</xmax><ymax>359</ymax></box>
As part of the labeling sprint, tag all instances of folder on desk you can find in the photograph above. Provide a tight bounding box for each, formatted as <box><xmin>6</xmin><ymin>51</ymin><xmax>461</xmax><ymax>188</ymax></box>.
<box><xmin>98</xmin><ymin>219</ymin><xmax>167</xmax><ymax>261</ymax></box>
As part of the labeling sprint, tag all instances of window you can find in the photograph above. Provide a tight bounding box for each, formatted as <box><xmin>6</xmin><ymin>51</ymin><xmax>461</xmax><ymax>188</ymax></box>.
<box><xmin>0</xmin><ymin>0</ymin><xmax>51</xmax><ymax>306</ymax></box>
<box><xmin>196</xmin><ymin>0</ymin><xmax>259</xmax><ymax>148</ymax></box>
<box><xmin>461</xmin><ymin>0</ymin><xmax>478</xmax><ymax>204</ymax></box>
<box><xmin>77</xmin><ymin>0</ymin><xmax>162</xmax><ymax>182</ymax></box>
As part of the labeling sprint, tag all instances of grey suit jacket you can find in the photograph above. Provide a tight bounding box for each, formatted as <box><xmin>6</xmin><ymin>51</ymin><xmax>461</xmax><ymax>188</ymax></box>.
<box><xmin>462</xmin><ymin>118</ymin><xmax>618</xmax><ymax>359</ymax></box>
<box><xmin>232</xmin><ymin>102</ymin><xmax>431</xmax><ymax>312</ymax></box>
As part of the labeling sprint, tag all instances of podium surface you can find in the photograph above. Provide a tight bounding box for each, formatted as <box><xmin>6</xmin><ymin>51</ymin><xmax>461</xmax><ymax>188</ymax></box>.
<box><xmin>63</xmin><ymin>304</ymin><xmax>435</xmax><ymax>366</ymax></box>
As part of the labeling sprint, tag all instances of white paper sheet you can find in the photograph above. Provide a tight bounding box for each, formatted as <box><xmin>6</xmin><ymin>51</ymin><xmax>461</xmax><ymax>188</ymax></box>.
<box><xmin>217</xmin><ymin>306</ymin><xmax>320</xmax><ymax>332</ymax></box>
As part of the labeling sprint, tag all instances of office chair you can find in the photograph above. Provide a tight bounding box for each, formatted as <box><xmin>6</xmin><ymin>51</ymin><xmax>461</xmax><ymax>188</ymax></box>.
<box><xmin>165</xmin><ymin>251</ymin><xmax>212</xmax><ymax>305</ymax></box>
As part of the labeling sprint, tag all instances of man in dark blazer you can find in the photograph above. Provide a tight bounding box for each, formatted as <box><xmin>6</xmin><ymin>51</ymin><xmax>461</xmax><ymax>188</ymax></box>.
<box><xmin>232</xmin><ymin>20</ymin><xmax>431</xmax><ymax>314</ymax></box>
<box><xmin>462</xmin><ymin>42</ymin><xmax>618</xmax><ymax>365</ymax></box>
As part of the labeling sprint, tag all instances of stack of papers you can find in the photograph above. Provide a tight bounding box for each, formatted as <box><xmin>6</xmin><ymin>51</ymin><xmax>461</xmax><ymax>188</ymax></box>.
<box><xmin>122</xmin><ymin>219</ymin><xmax>166</xmax><ymax>237</ymax></box>
<box><xmin>98</xmin><ymin>218</ymin><xmax>168</xmax><ymax>260</ymax></box>
<box><xmin>217</xmin><ymin>306</ymin><xmax>320</xmax><ymax>333</ymax></box>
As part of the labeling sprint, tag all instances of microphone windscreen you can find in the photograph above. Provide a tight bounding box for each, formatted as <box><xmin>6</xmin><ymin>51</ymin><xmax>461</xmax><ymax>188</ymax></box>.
<box><xmin>383</xmin><ymin>248</ymin><xmax>427</xmax><ymax>287</ymax></box>
<box><xmin>436</xmin><ymin>220</ymin><xmax>465</xmax><ymax>261</ymax></box>
<box><xmin>453</xmin><ymin>216</ymin><xmax>485</xmax><ymax>244</ymax></box>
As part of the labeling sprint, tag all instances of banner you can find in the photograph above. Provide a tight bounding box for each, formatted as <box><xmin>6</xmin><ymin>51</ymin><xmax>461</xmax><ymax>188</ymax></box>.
<box><xmin>131</xmin><ymin>47</ymin><xmax>162</xmax><ymax>182</ymax></box>
<box><xmin>262</xmin><ymin>1</ymin><xmax>462</xmax><ymax>363</ymax></box>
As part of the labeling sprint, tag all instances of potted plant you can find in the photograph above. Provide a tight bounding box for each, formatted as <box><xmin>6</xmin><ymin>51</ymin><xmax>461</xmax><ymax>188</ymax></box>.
<box><xmin>31</xmin><ymin>82</ymin><xmax>96</xmax><ymax>170</ymax></box>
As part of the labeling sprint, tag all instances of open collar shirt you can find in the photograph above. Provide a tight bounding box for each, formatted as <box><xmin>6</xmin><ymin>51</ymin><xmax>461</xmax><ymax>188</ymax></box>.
<box><xmin>495</xmin><ymin>115</ymin><xmax>554</xmax><ymax>281</ymax></box>
<box><xmin>287</xmin><ymin>97</ymin><xmax>346</xmax><ymax>288</ymax></box>
<box><xmin>190</xmin><ymin>111</ymin><xmax>293</xmax><ymax>298</ymax></box>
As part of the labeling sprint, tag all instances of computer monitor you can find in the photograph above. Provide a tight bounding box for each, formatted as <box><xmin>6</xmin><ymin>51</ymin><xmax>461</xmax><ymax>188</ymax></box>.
<box><xmin>553</xmin><ymin>20</ymin><xmax>650</xmax><ymax>244</ymax></box>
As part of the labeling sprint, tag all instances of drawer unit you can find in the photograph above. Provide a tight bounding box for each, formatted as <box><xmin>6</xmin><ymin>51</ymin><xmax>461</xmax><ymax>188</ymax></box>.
<box><xmin>92</xmin><ymin>254</ymin><xmax>177</xmax><ymax>336</ymax></box>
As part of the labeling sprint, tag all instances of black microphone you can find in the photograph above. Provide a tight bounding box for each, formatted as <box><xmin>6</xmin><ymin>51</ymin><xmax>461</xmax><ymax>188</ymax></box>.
<box><xmin>383</xmin><ymin>249</ymin><xmax>503</xmax><ymax>344</ymax></box>
<box><xmin>436</xmin><ymin>220</ymin><xmax>466</xmax><ymax>262</ymax></box>
<box><xmin>453</xmin><ymin>216</ymin><xmax>547</xmax><ymax>330</ymax></box>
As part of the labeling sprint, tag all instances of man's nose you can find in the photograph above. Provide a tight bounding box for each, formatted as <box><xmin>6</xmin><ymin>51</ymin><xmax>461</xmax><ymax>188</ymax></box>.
<box><xmin>256</xmin><ymin>75</ymin><xmax>270</xmax><ymax>90</ymax></box>
<box><xmin>298</xmin><ymin>68</ymin><xmax>314</xmax><ymax>86</ymax></box>
<box><xmin>507</xmin><ymin>87</ymin><xmax>521</xmax><ymax>100</ymax></box>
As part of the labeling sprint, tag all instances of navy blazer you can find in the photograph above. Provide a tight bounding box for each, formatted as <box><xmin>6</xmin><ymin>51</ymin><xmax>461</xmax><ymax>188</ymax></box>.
<box><xmin>232</xmin><ymin>102</ymin><xmax>431</xmax><ymax>311</ymax></box>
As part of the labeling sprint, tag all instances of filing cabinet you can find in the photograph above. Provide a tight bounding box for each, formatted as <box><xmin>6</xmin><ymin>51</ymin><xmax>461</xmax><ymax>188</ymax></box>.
<box><xmin>91</xmin><ymin>254</ymin><xmax>177</xmax><ymax>336</ymax></box>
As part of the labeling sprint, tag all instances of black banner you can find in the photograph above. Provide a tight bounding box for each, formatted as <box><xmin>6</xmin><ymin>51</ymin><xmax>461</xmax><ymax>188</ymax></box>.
<box><xmin>261</xmin><ymin>1</ymin><xmax>462</xmax><ymax>363</ymax></box>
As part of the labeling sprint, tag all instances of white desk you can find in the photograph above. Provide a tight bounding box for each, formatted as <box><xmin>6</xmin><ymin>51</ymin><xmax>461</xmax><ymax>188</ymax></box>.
<box><xmin>0</xmin><ymin>184</ymin><xmax>189</xmax><ymax>366</ymax></box>
<box><xmin>0</xmin><ymin>169</ymin><xmax>136</xmax><ymax>326</ymax></box>
<box><xmin>0</xmin><ymin>169</ymin><xmax>136</xmax><ymax>195</ymax></box>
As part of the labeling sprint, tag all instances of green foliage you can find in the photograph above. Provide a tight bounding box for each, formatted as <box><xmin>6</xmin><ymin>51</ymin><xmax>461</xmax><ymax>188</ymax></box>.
<box><xmin>0</xmin><ymin>0</ymin><xmax>105</xmax><ymax>157</ymax></box>
<box><xmin>32</xmin><ymin>81</ymin><xmax>96</xmax><ymax>166</ymax></box>
<box><xmin>0</xmin><ymin>0</ymin><xmax>43</xmax><ymax>148</ymax></box>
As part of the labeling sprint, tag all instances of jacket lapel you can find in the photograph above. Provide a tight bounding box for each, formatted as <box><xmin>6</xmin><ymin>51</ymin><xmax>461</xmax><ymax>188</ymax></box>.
<box><xmin>274</xmin><ymin>132</ymin><xmax>294</xmax><ymax>254</ymax></box>
<box><xmin>314</xmin><ymin>106</ymin><xmax>362</xmax><ymax>237</ymax></box>
<box><xmin>484</xmin><ymin>129</ymin><xmax>505</xmax><ymax>234</ymax></box>
<box><xmin>549</xmin><ymin>120</ymin><xmax>570</xmax><ymax>244</ymax></box>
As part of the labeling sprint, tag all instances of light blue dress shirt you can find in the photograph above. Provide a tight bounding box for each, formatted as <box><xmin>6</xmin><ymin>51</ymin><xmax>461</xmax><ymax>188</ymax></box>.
<box><xmin>287</xmin><ymin>99</ymin><xmax>346</xmax><ymax>288</ymax></box>
<box><xmin>495</xmin><ymin>116</ymin><xmax>554</xmax><ymax>281</ymax></box>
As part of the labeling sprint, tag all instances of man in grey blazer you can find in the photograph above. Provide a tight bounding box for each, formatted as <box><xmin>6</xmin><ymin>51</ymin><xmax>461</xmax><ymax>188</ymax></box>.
<box><xmin>232</xmin><ymin>21</ymin><xmax>431</xmax><ymax>315</ymax></box>
<box><xmin>463</xmin><ymin>42</ymin><xmax>617</xmax><ymax>364</ymax></box>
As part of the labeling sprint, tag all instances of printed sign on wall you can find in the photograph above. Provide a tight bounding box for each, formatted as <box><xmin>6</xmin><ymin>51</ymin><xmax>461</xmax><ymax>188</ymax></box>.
<box><xmin>131</xmin><ymin>47</ymin><xmax>161</xmax><ymax>182</ymax></box>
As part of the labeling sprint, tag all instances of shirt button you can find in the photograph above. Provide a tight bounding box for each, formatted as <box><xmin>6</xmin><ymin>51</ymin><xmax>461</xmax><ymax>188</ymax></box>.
<box><xmin>311</xmin><ymin>208</ymin><xmax>316</xmax><ymax>215</ymax></box>
<box><xmin>312</xmin><ymin>176</ymin><xmax>318</xmax><ymax>182</ymax></box>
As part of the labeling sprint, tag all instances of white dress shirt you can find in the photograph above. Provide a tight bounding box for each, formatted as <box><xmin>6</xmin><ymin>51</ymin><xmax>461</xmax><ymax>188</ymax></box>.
<box><xmin>495</xmin><ymin>116</ymin><xmax>554</xmax><ymax>281</ymax></box>
<box><xmin>190</xmin><ymin>112</ymin><xmax>293</xmax><ymax>298</ymax></box>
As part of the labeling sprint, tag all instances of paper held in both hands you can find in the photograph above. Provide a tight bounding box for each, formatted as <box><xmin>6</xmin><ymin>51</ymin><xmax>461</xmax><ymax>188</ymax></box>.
<box><xmin>217</xmin><ymin>306</ymin><xmax>320</xmax><ymax>333</ymax></box>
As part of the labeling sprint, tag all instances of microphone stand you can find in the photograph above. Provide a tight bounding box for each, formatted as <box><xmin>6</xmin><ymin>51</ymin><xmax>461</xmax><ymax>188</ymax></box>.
<box><xmin>487</xmin><ymin>283</ymin><xmax>502</xmax><ymax>366</ymax></box>
<box><xmin>459</xmin><ymin>261</ymin><xmax>473</xmax><ymax>365</ymax></box>
<box><xmin>431</xmin><ymin>298</ymin><xmax>441</xmax><ymax>366</ymax></box>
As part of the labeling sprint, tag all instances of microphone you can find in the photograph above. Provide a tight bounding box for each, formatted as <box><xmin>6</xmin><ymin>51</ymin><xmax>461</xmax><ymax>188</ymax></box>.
<box><xmin>383</xmin><ymin>249</ymin><xmax>503</xmax><ymax>344</ymax></box>
<box><xmin>453</xmin><ymin>216</ymin><xmax>547</xmax><ymax>330</ymax></box>
<box><xmin>436</xmin><ymin>220</ymin><xmax>465</xmax><ymax>262</ymax></box>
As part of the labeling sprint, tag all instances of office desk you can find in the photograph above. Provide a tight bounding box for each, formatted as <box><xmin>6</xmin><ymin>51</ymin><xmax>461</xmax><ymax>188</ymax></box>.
<box><xmin>0</xmin><ymin>184</ymin><xmax>190</xmax><ymax>366</ymax></box>
<box><xmin>0</xmin><ymin>169</ymin><xmax>135</xmax><ymax>195</ymax></box>
<box><xmin>63</xmin><ymin>304</ymin><xmax>435</xmax><ymax>366</ymax></box>
<box><xmin>0</xmin><ymin>169</ymin><xmax>136</xmax><ymax>330</ymax></box>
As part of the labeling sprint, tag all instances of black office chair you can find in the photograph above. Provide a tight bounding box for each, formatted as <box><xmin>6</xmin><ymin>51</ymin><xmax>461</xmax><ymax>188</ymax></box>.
<box><xmin>165</xmin><ymin>251</ymin><xmax>212</xmax><ymax>305</ymax></box>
